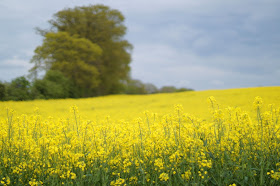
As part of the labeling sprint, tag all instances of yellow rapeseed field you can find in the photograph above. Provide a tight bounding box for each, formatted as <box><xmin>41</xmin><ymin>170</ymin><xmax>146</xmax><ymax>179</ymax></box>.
<box><xmin>1</xmin><ymin>86</ymin><xmax>279</xmax><ymax>121</ymax></box>
<box><xmin>0</xmin><ymin>86</ymin><xmax>280</xmax><ymax>185</ymax></box>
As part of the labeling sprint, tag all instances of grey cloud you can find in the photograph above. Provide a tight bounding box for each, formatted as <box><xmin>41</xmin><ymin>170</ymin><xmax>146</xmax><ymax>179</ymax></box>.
<box><xmin>131</xmin><ymin>41</ymin><xmax>280</xmax><ymax>90</ymax></box>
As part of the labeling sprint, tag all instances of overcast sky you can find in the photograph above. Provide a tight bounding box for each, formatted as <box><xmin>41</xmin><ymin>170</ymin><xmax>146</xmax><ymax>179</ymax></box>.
<box><xmin>0</xmin><ymin>0</ymin><xmax>280</xmax><ymax>90</ymax></box>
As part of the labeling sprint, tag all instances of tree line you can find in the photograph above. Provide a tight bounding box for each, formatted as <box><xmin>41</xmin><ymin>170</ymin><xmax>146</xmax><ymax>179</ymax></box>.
<box><xmin>0</xmin><ymin>4</ymin><xmax>193</xmax><ymax>101</ymax></box>
<box><xmin>0</xmin><ymin>75</ymin><xmax>192</xmax><ymax>101</ymax></box>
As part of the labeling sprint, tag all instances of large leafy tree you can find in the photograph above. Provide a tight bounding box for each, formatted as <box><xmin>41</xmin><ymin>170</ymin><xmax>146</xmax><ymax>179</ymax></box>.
<box><xmin>30</xmin><ymin>32</ymin><xmax>102</xmax><ymax>97</ymax></box>
<box><xmin>31</xmin><ymin>4</ymin><xmax>132</xmax><ymax>96</ymax></box>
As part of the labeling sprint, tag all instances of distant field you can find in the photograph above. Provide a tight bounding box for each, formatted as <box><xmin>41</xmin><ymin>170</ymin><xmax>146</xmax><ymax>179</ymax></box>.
<box><xmin>1</xmin><ymin>86</ymin><xmax>280</xmax><ymax>185</ymax></box>
<box><xmin>1</xmin><ymin>86</ymin><xmax>279</xmax><ymax>121</ymax></box>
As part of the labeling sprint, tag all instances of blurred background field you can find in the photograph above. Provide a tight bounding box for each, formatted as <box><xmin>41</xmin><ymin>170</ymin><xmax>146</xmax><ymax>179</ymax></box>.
<box><xmin>1</xmin><ymin>86</ymin><xmax>279</xmax><ymax>122</ymax></box>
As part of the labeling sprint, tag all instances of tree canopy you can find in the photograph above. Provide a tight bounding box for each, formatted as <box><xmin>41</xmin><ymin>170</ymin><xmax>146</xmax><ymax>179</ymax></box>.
<box><xmin>30</xmin><ymin>4</ymin><xmax>132</xmax><ymax>96</ymax></box>
<box><xmin>30</xmin><ymin>32</ymin><xmax>102</xmax><ymax>97</ymax></box>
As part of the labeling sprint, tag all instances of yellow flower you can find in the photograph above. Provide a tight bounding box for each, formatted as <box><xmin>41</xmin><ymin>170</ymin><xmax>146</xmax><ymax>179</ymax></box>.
<box><xmin>70</xmin><ymin>172</ymin><xmax>77</xmax><ymax>180</ymax></box>
<box><xmin>29</xmin><ymin>179</ymin><xmax>38</xmax><ymax>186</ymax></box>
<box><xmin>253</xmin><ymin>96</ymin><xmax>263</xmax><ymax>109</ymax></box>
<box><xmin>159</xmin><ymin>173</ymin><xmax>169</xmax><ymax>182</ymax></box>
<box><xmin>181</xmin><ymin>170</ymin><xmax>191</xmax><ymax>181</ymax></box>
<box><xmin>6</xmin><ymin>177</ymin><xmax>10</xmax><ymax>185</ymax></box>
<box><xmin>207</xmin><ymin>96</ymin><xmax>219</xmax><ymax>109</ymax></box>
<box><xmin>154</xmin><ymin>158</ymin><xmax>164</xmax><ymax>170</ymax></box>
<box><xmin>110</xmin><ymin>178</ymin><xmax>125</xmax><ymax>186</ymax></box>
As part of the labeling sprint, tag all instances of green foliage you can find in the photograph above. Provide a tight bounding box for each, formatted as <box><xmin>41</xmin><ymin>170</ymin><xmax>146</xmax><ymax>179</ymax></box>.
<box><xmin>0</xmin><ymin>82</ymin><xmax>6</xmax><ymax>101</ymax></box>
<box><xmin>124</xmin><ymin>79</ymin><xmax>147</xmax><ymax>94</ymax></box>
<box><xmin>124</xmin><ymin>79</ymin><xmax>193</xmax><ymax>95</ymax></box>
<box><xmin>144</xmin><ymin>83</ymin><xmax>158</xmax><ymax>94</ymax></box>
<box><xmin>31</xmin><ymin>70</ymin><xmax>76</xmax><ymax>99</ymax></box>
<box><xmin>176</xmin><ymin>87</ymin><xmax>194</xmax><ymax>92</ymax></box>
<box><xmin>6</xmin><ymin>76</ymin><xmax>31</xmax><ymax>101</ymax></box>
<box><xmin>32</xmin><ymin>4</ymin><xmax>132</xmax><ymax>96</ymax></box>
<box><xmin>30</xmin><ymin>32</ymin><xmax>102</xmax><ymax>97</ymax></box>
<box><xmin>159</xmin><ymin>86</ymin><xmax>193</xmax><ymax>93</ymax></box>
<box><xmin>32</xmin><ymin>32</ymin><xmax>102</xmax><ymax>68</ymax></box>
<box><xmin>159</xmin><ymin>86</ymin><xmax>177</xmax><ymax>93</ymax></box>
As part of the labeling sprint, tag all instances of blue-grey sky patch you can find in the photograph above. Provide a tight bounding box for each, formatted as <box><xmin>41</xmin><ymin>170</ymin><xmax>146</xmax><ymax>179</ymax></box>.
<box><xmin>0</xmin><ymin>0</ymin><xmax>279</xmax><ymax>90</ymax></box>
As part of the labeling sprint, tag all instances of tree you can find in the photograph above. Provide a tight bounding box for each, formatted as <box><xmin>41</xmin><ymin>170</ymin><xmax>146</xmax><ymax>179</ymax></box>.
<box><xmin>159</xmin><ymin>86</ymin><xmax>194</xmax><ymax>93</ymax></box>
<box><xmin>6</xmin><ymin>76</ymin><xmax>31</xmax><ymax>101</ymax></box>
<box><xmin>0</xmin><ymin>82</ymin><xmax>6</xmax><ymax>100</ymax></box>
<box><xmin>144</xmin><ymin>83</ymin><xmax>158</xmax><ymax>94</ymax></box>
<box><xmin>32</xmin><ymin>4</ymin><xmax>132</xmax><ymax>96</ymax></box>
<box><xmin>159</xmin><ymin>86</ymin><xmax>177</xmax><ymax>93</ymax></box>
<box><xmin>31</xmin><ymin>70</ymin><xmax>75</xmax><ymax>99</ymax></box>
<box><xmin>30</xmin><ymin>32</ymin><xmax>102</xmax><ymax>97</ymax></box>
<box><xmin>176</xmin><ymin>87</ymin><xmax>194</xmax><ymax>92</ymax></box>
<box><xmin>124</xmin><ymin>79</ymin><xmax>147</xmax><ymax>94</ymax></box>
